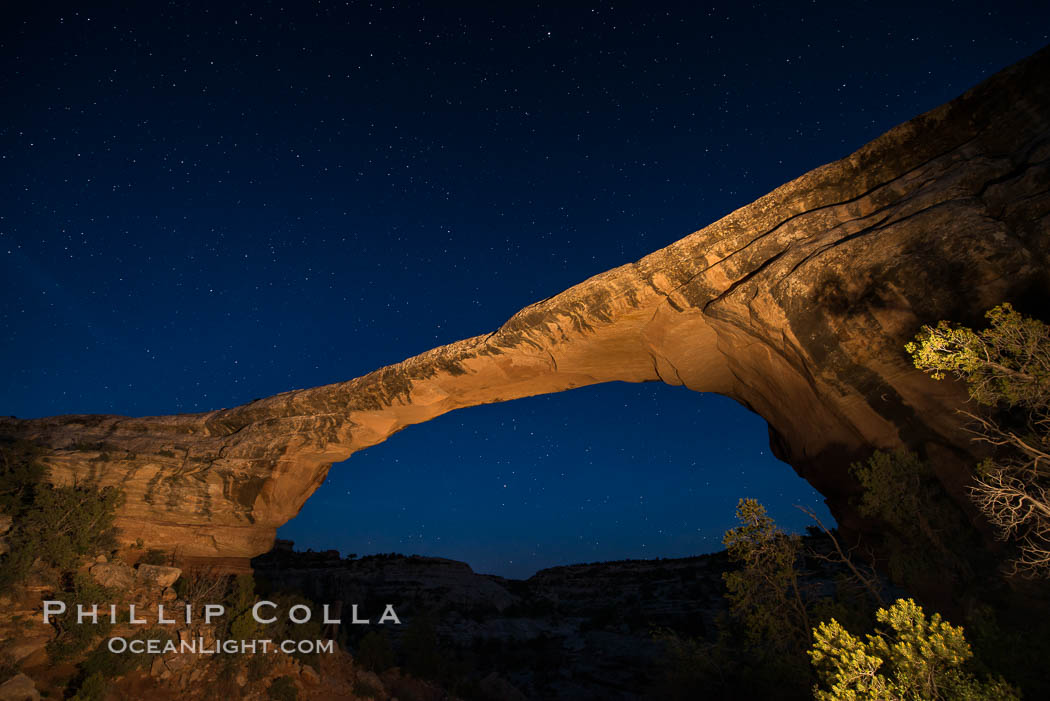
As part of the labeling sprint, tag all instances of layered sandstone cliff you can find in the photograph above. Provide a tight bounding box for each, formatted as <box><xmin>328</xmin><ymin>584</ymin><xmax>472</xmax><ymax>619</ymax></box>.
<box><xmin>2</xmin><ymin>47</ymin><xmax>1048</xmax><ymax>561</ymax></box>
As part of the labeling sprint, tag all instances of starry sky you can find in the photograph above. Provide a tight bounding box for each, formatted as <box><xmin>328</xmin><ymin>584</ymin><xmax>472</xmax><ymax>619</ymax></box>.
<box><xmin>3</xmin><ymin>2</ymin><xmax>1048</xmax><ymax>579</ymax></box>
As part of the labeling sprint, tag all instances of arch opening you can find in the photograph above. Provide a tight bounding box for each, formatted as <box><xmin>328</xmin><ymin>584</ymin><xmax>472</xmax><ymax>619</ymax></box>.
<box><xmin>278</xmin><ymin>381</ymin><xmax>835</xmax><ymax>579</ymax></box>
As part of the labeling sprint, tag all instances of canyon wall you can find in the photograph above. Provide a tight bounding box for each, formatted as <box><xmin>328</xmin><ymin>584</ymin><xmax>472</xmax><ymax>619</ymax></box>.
<box><xmin>2</xmin><ymin>47</ymin><xmax>1048</xmax><ymax>561</ymax></box>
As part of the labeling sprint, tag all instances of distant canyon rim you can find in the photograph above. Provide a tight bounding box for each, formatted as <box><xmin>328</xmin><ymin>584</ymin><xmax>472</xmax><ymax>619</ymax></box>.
<box><xmin>3</xmin><ymin>46</ymin><xmax>1049</xmax><ymax>567</ymax></box>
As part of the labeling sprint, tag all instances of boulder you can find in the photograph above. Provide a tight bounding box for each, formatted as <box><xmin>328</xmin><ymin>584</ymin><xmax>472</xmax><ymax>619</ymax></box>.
<box><xmin>150</xmin><ymin>656</ymin><xmax>171</xmax><ymax>679</ymax></box>
<box><xmin>136</xmin><ymin>564</ymin><xmax>182</xmax><ymax>589</ymax></box>
<box><xmin>5</xmin><ymin>630</ymin><xmax>53</xmax><ymax>663</ymax></box>
<box><xmin>301</xmin><ymin>664</ymin><xmax>320</xmax><ymax>685</ymax></box>
<box><xmin>0</xmin><ymin>674</ymin><xmax>40</xmax><ymax>701</ymax></box>
<box><xmin>89</xmin><ymin>562</ymin><xmax>135</xmax><ymax>590</ymax></box>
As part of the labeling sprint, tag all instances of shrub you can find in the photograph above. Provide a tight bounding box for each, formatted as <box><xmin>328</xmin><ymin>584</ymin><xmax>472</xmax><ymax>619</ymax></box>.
<box><xmin>809</xmin><ymin>598</ymin><xmax>1020</xmax><ymax>700</ymax></box>
<box><xmin>76</xmin><ymin>628</ymin><xmax>168</xmax><ymax>686</ymax></box>
<box><xmin>70</xmin><ymin>672</ymin><xmax>106</xmax><ymax>701</ymax></box>
<box><xmin>225</xmin><ymin>574</ymin><xmax>260</xmax><ymax>642</ymax></box>
<box><xmin>267</xmin><ymin>675</ymin><xmax>298</xmax><ymax>701</ymax></box>
<box><xmin>906</xmin><ymin>302</ymin><xmax>1049</xmax><ymax>408</ymax></box>
<box><xmin>722</xmin><ymin>498</ymin><xmax>810</xmax><ymax>658</ymax></box>
<box><xmin>174</xmin><ymin>567</ymin><xmax>232</xmax><ymax>613</ymax></box>
<box><xmin>650</xmin><ymin>629</ymin><xmax>727</xmax><ymax>701</ymax></box>
<box><xmin>850</xmin><ymin>449</ymin><xmax>975</xmax><ymax>590</ymax></box>
<box><xmin>908</xmin><ymin>303</ymin><xmax>1050</xmax><ymax>577</ymax></box>
<box><xmin>0</xmin><ymin>437</ymin><xmax>122</xmax><ymax>591</ymax></box>
<box><xmin>46</xmin><ymin>573</ymin><xmax>118</xmax><ymax>661</ymax></box>
<box><xmin>263</xmin><ymin>592</ymin><xmax>324</xmax><ymax>668</ymax></box>
<box><xmin>659</xmin><ymin>498</ymin><xmax>889</xmax><ymax>700</ymax></box>
<box><xmin>0</xmin><ymin>437</ymin><xmax>45</xmax><ymax>513</ymax></box>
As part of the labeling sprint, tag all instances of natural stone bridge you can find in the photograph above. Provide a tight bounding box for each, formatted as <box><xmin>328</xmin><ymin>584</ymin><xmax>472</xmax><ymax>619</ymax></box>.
<box><xmin>3</xmin><ymin>47</ymin><xmax>1048</xmax><ymax>564</ymax></box>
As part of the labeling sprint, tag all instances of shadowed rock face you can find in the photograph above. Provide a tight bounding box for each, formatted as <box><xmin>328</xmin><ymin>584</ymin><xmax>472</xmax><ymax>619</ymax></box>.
<box><xmin>3</xmin><ymin>47</ymin><xmax>1048</xmax><ymax>562</ymax></box>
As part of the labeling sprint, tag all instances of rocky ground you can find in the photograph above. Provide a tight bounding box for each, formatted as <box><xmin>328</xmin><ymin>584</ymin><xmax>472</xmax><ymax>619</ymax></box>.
<box><xmin>0</xmin><ymin>544</ymin><xmax>454</xmax><ymax>701</ymax></box>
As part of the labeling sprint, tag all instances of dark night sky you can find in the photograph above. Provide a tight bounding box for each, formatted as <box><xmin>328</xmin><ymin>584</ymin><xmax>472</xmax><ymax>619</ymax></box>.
<box><xmin>2</xmin><ymin>2</ymin><xmax>1048</xmax><ymax>578</ymax></box>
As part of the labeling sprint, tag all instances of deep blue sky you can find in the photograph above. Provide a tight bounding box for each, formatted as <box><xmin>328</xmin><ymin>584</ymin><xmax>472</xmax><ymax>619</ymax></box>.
<box><xmin>2</xmin><ymin>2</ymin><xmax>1048</xmax><ymax>578</ymax></box>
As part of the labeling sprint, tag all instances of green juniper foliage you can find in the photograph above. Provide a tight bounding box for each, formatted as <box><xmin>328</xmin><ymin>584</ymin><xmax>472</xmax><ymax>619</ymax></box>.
<box><xmin>0</xmin><ymin>436</ymin><xmax>122</xmax><ymax>591</ymax></box>
<box><xmin>45</xmin><ymin>573</ymin><xmax>119</xmax><ymax>661</ymax></box>
<box><xmin>850</xmin><ymin>449</ymin><xmax>976</xmax><ymax>592</ymax></box>
<box><xmin>652</xmin><ymin>498</ymin><xmax>889</xmax><ymax>700</ymax></box>
<box><xmin>73</xmin><ymin>628</ymin><xmax>170</xmax><ymax>694</ymax></box>
<box><xmin>810</xmin><ymin>598</ymin><xmax>1019</xmax><ymax>701</ymax></box>
<box><xmin>70</xmin><ymin>672</ymin><xmax>107</xmax><ymax>701</ymax></box>
<box><xmin>226</xmin><ymin>573</ymin><xmax>261</xmax><ymax>643</ymax></box>
<box><xmin>267</xmin><ymin>675</ymin><xmax>299</xmax><ymax>701</ymax></box>
<box><xmin>722</xmin><ymin>498</ymin><xmax>811</xmax><ymax>659</ymax></box>
<box><xmin>906</xmin><ymin>303</ymin><xmax>1050</xmax><ymax>408</ymax></box>
<box><xmin>908</xmin><ymin>303</ymin><xmax>1050</xmax><ymax>578</ymax></box>
<box><xmin>0</xmin><ymin>437</ymin><xmax>45</xmax><ymax>513</ymax></box>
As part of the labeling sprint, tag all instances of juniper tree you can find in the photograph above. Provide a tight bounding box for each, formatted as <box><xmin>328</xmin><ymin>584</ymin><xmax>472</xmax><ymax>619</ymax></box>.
<box><xmin>907</xmin><ymin>303</ymin><xmax>1050</xmax><ymax>577</ymax></box>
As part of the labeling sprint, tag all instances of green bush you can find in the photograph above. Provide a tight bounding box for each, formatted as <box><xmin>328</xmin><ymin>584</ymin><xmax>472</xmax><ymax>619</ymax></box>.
<box><xmin>908</xmin><ymin>303</ymin><xmax>1050</xmax><ymax>578</ymax></box>
<box><xmin>906</xmin><ymin>302</ymin><xmax>1049</xmax><ymax>408</ymax></box>
<box><xmin>650</xmin><ymin>497</ymin><xmax>892</xmax><ymax>700</ymax></box>
<box><xmin>262</xmin><ymin>591</ymin><xmax>324</xmax><ymax>668</ymax></box>
<box><xmin>225</xmin><ymin>574</ymin><xmax>260</xmax><ymax>642</ymax></box>
<box><xmin>810</xmin><ymin>598</ymin><xmax>1020</xmax><ymax>700</ymax></box>
<box><xmin>851</xmin><ymin>449</ymin><xmax>975</xmax><ymax>592</ymax></box>
<box><xmin>0</xmin><ymin>437</ymin><xmax>45</xmax><ymax>513</ymax></box>
<box><xmin>0</xmin><ymin>437</ymin><xmax>122</xmax><ymax>592</ymax></box>
<box><xmin>45</xmin><ymin>573</ymin><xmax>119</xmax><ymax>661</ymax></box>
<box><xmin>267</xmin><ymin>675</ymin><xmax>298</xmax><ymax>701</ymax></box>
<box><xmin>78</xmin><ymin>628</ymin><xmax>167</xmax><ymax>680</ymax></box>
<box><xmin>716</xmin><ymin>498</ymin><xmax>831</xmax><ymax>696</ymax></box>
<box><xmin>722</xmin><ymin>498</ymin><xmax>810</xmax><ymax>658</ymax></box>
<box><xmin>70</xmin><ymin>672</ymin><xmax>106</xmax><ymax>701</ymax></box>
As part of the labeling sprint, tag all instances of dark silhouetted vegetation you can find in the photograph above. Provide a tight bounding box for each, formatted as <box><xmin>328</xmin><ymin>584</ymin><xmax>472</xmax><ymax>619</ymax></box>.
<box><xmin>356</xmin><ymin>629</ymin><xmax>396</xmax><ymax>673</ymax></box>
<box><xmin>0</xmin><ymin>437</ymin><xmax>122</xmax><ymax>592</ymax></box>
<box><xmin>267</xmin><ymin>674</ymin><xmax>298</xmax><ymax>701</ymax></box>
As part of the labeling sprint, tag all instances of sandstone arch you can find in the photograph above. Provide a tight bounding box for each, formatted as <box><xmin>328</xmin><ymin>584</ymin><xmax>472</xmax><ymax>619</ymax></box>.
<box><xmin>3</xmin><ymin>47</ymin><xmax>1048</xmax><ymax>563</ymax></box>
